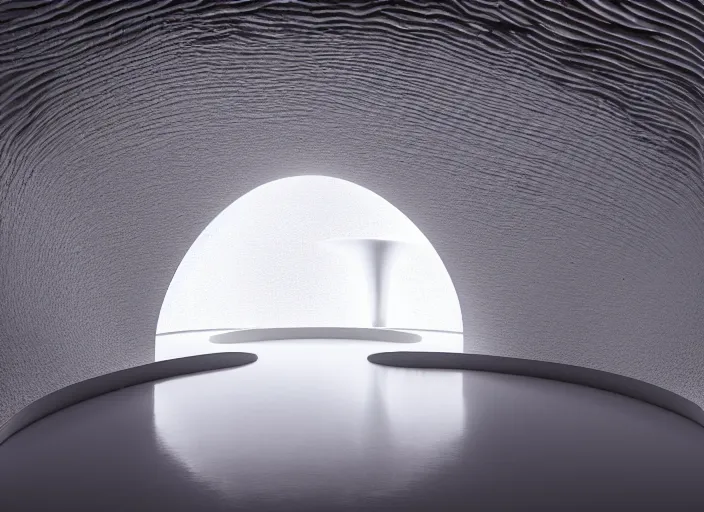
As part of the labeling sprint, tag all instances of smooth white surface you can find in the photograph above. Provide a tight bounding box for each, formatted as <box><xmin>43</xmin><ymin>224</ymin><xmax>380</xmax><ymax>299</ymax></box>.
<box><xmin>156</xmin><ymin>176</ymin><xmax>463</xmax><ymax>352</ymax></box>
<box><xmin>154</xmin><ymin>331</ymin><xmax>464</xmax><ymax>489</ymax></box>
<box><xmin>153</xmin><ymin>339</ymin><xmax>466</xmax><ymax>501</ymax></box>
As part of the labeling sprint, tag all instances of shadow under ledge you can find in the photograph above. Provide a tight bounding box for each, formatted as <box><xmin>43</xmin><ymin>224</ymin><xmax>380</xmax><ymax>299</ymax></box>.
<box><xmin>0</xmin><ymin>352</ymin><xmax>258</xmax><ymax>447</ymax></box>
<box><xmin>368</xmin><ymin>351</ymin><xmax>704</xmax><ymax>429</ymax></box>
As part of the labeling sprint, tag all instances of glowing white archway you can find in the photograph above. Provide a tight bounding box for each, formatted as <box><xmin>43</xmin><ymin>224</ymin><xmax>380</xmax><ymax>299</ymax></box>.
<box><xmin>153</xmin><ymin>176</ymin><xmax>466</xmax><ymax>493</ymax></box>
<box><xmin>155</xmin><ymin>175</ymin><xmax>463</xmax><ymax>360</ymax></box>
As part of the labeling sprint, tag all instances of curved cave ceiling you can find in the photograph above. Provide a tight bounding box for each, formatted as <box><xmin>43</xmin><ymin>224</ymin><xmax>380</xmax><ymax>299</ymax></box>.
<box><xmin>0</xmin><ymin>0</ymin><xmax>703</xmax><ymax>423</ymax></box>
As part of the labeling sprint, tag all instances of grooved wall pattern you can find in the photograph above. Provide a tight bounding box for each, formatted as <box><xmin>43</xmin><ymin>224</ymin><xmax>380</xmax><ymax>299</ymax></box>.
<box><xmin>1</xmin><ymin>0</ymin><xmax>703</xmax><ymax>424</ymax></box>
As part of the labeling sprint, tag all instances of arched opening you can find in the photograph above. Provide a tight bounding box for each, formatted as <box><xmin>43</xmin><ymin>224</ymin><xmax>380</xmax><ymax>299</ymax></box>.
<box><xmin>155</xmin><ymin>174</ymin><xmax>463</xmax><ymax>360</ymax></box>
<box><xmin>152</xmin><ymin>175</ymin><xmax>466</xmax><ymax>494</ymax></box>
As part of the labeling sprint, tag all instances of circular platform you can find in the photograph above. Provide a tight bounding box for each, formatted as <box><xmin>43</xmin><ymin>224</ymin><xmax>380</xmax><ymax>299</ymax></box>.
<box><xmin>209</xmin><ymin>326</ymin><xmax>422</xmax><ymax>344</ymax></box>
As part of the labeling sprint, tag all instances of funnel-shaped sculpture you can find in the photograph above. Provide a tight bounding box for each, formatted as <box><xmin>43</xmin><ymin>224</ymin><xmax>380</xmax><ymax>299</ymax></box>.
<box><xmin>321</xmin><ymin>238</ymin><xmax>410</xmax><ymax>328</ymax></box>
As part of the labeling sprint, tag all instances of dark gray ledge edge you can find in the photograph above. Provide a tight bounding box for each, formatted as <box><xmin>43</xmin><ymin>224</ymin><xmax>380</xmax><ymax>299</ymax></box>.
<box><xmin>368</xmin><ymin>351</ymin><xmax>704</xmax><ymax>428</ymax></box>
<box><xmin>0</xmin><ymin>352</ymin><xmax>258</xmax><ymax>447</ymax></box>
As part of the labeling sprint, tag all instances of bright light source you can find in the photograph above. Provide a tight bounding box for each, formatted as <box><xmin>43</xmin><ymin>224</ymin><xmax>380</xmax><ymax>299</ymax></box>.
<box><xmin>153</xmin><ymin>176</ymin><xmax>466</xmax><ymax>493</ymax></box>
<box><xmin>155</xmin><ymin>175</ymin><xmax>463</xmax><ymax>360</ymax></box>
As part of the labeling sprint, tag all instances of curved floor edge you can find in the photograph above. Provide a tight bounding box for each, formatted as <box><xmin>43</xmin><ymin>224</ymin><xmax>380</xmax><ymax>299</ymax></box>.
<box><xmin>210</xmin><ymin>327</ymin><xmax>422</xmax><ymax>344</ymax></box>
<box><xmin>368</xmin><ymin>351</ymin><xmax>704</xmax><ymax>429</ymax></box>
<box><xmin>0</xmin><ymin>352</ymin><xmax>258</xmax><ymax>447</ymax></box>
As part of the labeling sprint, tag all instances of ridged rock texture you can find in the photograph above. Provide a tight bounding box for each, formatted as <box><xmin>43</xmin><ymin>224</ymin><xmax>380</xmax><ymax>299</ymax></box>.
<box><xmin>1</xmin><ymin>0</ymin><xmax>703</xmax><ymax>424</ymax></box>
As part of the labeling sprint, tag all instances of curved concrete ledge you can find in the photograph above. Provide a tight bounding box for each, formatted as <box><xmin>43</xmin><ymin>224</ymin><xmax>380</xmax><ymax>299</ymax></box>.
<box><xmin>210</xmin><ymin>327</ymin><xmax>422</xmax><ymax>344</ymax></box>
<box><xmin>368</xmin><ymin>351</ymin><xmax>704</xmax><ymax>428</ymax></box>
<box><xmin>0</xmin><ymin>352</ymin><xmax>258</xmax><ymax>447</ymax></box>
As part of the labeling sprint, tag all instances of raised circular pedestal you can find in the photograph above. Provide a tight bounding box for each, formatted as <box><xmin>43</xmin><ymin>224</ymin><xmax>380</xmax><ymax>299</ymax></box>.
<box><xmin>209</xmin><ymin>326</ymin><xmax>421</xmax><ymax>344</ymax></box>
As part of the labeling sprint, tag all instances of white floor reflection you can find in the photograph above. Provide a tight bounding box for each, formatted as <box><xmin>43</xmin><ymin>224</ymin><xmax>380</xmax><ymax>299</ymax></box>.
<box><xmin>153</xmin><ymin>334</ymin><xmax>465</xmax><ymax>501</ymax></box>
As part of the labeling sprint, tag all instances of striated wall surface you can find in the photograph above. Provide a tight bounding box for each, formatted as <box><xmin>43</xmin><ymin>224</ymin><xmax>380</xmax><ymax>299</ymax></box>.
<box><xmin>1</xmin><ymin>1</ymin><xmax>703</xmax><ymax>423</ymax></box>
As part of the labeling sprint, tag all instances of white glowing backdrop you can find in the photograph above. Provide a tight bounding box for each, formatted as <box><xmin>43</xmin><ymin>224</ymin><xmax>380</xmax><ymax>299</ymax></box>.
<box><xmin>153</xmin><ymin>176</ymin><xmax>466</xmax><ymax>479</ymax></box>
<box><xmin>155</xmin><ymin>175</ymin><xmax>463</xmax><ymax>360</ymax></box>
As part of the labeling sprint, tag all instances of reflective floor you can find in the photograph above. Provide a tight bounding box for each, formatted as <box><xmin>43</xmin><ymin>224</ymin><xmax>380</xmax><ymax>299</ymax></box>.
<box><xmin>2</xmin><ymin>340</ymin><xmax>704</xmax><ymax>511</ymax></box>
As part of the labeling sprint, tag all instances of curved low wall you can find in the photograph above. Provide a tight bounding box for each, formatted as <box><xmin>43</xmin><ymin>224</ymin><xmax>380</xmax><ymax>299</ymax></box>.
<box><xmin>4</xmin><ymin>349</ymin><xmax>701</xmax><ymax>449</ymax></box>
<box><xmin>0</xmin><ymin>352</ymin><xmax>258</xmax><ymax>447</ymax></box>
<box><xmin>368</xmin><ymin>351</ymin><xmax>704</xmax><ymax>429</ymax></box>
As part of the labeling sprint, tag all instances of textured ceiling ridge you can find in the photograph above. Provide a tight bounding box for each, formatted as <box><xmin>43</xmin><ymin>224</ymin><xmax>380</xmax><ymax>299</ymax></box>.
<box><xmin>2</xmin><ymin>0</ymin><xmax>704</xmax><ymax>224</ymax></box>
